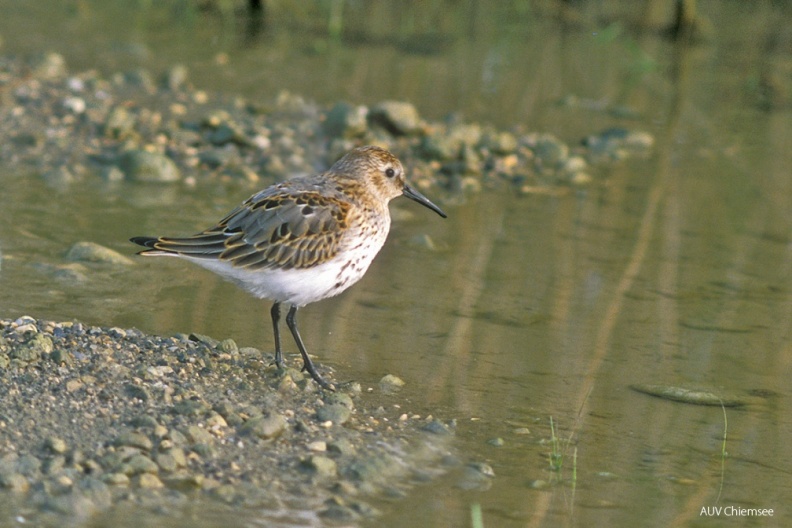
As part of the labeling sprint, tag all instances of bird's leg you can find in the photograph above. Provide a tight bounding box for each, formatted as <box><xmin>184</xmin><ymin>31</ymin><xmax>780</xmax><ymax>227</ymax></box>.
<box><xmin>270</xmin><ymin>302</ymin><xmax>285</xmax><ymax>370</ymax></box>
<box><xmin>285</xmin><ymin>305</ymin><xmax>334</xmax><ymax>391</ymax></box>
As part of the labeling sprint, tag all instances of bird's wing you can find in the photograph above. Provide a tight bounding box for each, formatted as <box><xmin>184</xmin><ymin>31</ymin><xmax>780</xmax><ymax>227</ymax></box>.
<box><xmin>143</xmin><ymin>188</ymin><xmax>351</xmax><ymax>271</ymax></box>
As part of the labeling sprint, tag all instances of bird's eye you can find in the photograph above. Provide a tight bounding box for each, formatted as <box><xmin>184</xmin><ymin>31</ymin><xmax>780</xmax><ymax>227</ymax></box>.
<box><xmin>385</xmin><ymin>167</ymin><xmax>396</xmax><ymax>178</ymax></box>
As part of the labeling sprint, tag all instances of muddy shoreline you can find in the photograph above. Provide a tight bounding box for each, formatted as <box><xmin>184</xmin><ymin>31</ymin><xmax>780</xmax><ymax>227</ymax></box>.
<box><xmin>0</xmin><ymin>316</ymin><xmax>459</xmax><ymax>525</ymax></box>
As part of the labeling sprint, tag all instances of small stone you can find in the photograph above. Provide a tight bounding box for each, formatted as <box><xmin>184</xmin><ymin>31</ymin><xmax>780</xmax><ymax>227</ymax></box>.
<box><xmin>50</xmin><ymin>348</ymin><xmax>74</xmax><ymax>366</ymax></box>
<box><xmin>163</xmin><ymin>474</ymin><xmax>204</xmax><ymax>490</ymax></box>
<box><xmin>114</xmin><ymin>431</ymin><xmax>153</xmax><ymax>451</ymax></box>
<box><xmin>65</xmin><ymin>242</ymin><xmax>134</xmax><ymax>266</ymax></box>
<box><xmin>210</xmin><ymin>484</ymin><xmax>238</xmax><ymax>503</ymax></box>
<box><xmin>485</xmin><ymin>130</ymin><xmax>518</xmax><ymax>154</ymax></box>
<box><xmin>302</xmin><ymin>456</ymin><xmax>337</xmax><ymax>478</ymax></box>
<box><xmin>379</xmin><ymin>374</ymin><xmax>405</xmax><ymax>393</ymax></box>
<box><xmin>456</xmin><ymin>462</ymin><xmax>495</xmax><ymax>491</ymax></box>
<box><xmin>327</xmin><ymin>438</ymin><xmax>355</xmax><ymax>456</ymax></box>
<box><xmin>205</xmin><ymin>412</ymin><xmax>228</xmax><ymax>429</ymax></box>
<box><xmin>307</xmin><ymin>441</ymin><xmax>327</xmax><ymax>452</ymax></box>
<box><xmin>154</xmin><ymin>453</ymin><xmax>178</xmax><ymax>473</ymax></box>
<box><xmin>531</xmin><ymin>133</ymin><xmax>569</xmax><ymax>167</ymax></box>
<box><xmin>135</xmin><ymin>473</ymin><xmax>164</xmax><ymax>489</ymax></box>
<box><xmin>44</xmin><ymin>455</ymin><xmax>66</xmax><ymax>475</ymax></box>
<box><xmin>45</xmin><ymin>436</ymin><xmax>68</xmax><ymax>454</ymax></box>
<box><xmin>217</xmin><ymin>338</ymin><xmax>238</xmax><ymax>355</ymax></box>
<box><xmin>104</xmin><ymin>106</ymin><xmax>137</xmax><ymax>139</ymax></box>
<box><xmin>31</xmin><ymin>52</ymin><xmax>67</xmax><ymax>79</ymax></box>
<box><xmin>323</xmin><ymin>102</ymin><xmax>369</xmax><ymax>138</ymax></box>
<box><xmin>369</xmin><ymin>101</ymin><xmax>422</xmax><ymax>136</ymax></box>
<box><xmin>316</xmin><ymin>404</ymin><xmax>351</xmax><ymax>425</ymax></box>
<box><xmin>119</xmin><ymin>149</ymin><xmax>180</xmax><ymax>183</ymax></box>
<box><xmin>124</xmin><ymin>454</ymin><xmax>158</xmax><ymax>475</ymax></box>
<box><xmin>161</xmin><ymin>64</ymin><xmax>189</xmax><ymax>91</ymax></box>
<box><xmin>191</xmin><ymin>443</ymin><xmax>216</xmax><ymax>459</ymax></box>
<box><xmin>421</xmin><ymin>419</ymin><xmax>454</xmax><ymax>436</ymax></box>
<box><xmin>102</xmin><ymin>473</ymin><xmax>130</xmax><ymax>486</ymax></box>
<box><xmin>239</xmin><ymin>413</ymin><xmax>288</xmax><ymax>440</ymax></box>
<box><xmin>487</xmin><ymin>437</ymin><xmax>505</xmax><ymax>447</ymax></box>
<box><xmin>184</xmin><ymin>425</ymin><xmax>213</xmax><ymax>445</ymax></box>
<box><xmin>62</xmin><ymin>96</ymin><xmax>86</xmax><ymax>114</ymax></box>
<box><xmin>11</xmin><ymin>333</ymin><xmax>53</xmax><ymax>362</ymax></box>
<box><xmin>324</xmin><ymin>392</ymin><xmax>354</xmax><ymax>410</ymax></box>
<box><xmin>0</xmin><ymin>472</ymin><xmax>29</xmax><ymax>493</ymax></box>
<box><xmin>174</xmin><ymin>399</ymin><xmax>211</xmax><ymax>417</ymax></box>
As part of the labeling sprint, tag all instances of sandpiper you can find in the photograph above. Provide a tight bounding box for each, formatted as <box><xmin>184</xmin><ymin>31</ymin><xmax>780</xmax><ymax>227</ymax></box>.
<box><xmin>131</xmin><ymin>145</ymin><xmax>446</xmax><ymax>390</ymax></box>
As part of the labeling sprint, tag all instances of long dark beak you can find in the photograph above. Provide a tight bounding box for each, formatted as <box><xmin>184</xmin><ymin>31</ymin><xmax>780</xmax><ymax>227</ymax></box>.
<box><xmin>403</xmin><ymin>183</ymin><xmax>447</xmax><ymax>218</ymax></box>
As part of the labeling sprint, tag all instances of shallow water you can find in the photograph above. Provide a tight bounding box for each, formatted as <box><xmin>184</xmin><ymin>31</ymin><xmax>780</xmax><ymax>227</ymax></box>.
<box><xmin>1</xmin><ymin>1</ymin><xmax>791</xmax><ymax>526</ymax></box>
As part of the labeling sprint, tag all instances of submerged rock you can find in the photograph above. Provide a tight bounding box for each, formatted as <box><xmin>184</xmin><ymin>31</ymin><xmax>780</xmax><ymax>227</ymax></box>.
<box><xmin>65</xmin><ymin>242</ymin><xmax>134</xmax><ymax>266</ymax></box>
<box><xmin>118</xmin><ymin>150</ymin><xmax>180</xmax><ymax>183</ymax></box>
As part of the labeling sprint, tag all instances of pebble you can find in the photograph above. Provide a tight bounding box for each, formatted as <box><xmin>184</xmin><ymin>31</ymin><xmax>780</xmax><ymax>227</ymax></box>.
<box><xmin>239</xmin><ymin>413</ymin><xmax>288</xmax><ymax>440</ymax></box>
<box><xmin>45</xmin><ymin>436</ymin><xmax>68</xmax><ymax>454</ymax></box>
<box><xmin>65</xmin><ymin>241</ymin><xmax>134</xmax><ymax>266</ymax></box>
<box><xmin>114</xmin><ymin>431</ymin><xmax>154</xmax><ymax>451</ymax></box>
<box><xmin>302</xmin><ymin>455</ymin><xmax>337</xmax><ymax>478</ymax></box>
<box><xmin>118</xmin><ymin>149</ymin><xmax>181</xmax><ymax>183</ymax></box>
<box><xmin>323</xmin><ymin>102</ymin><xmax>368</xmax><ymax>138</ymax></box>
<box><xmin>316</xmin><ymin>404</ymin><xmax>352</xmax><ymax>425</ymax></box>
<box><xmin>369</xmin><ymin>101</ymin><xmax>422</xmax><ymax>136</ymax></box>
<box><xmin>379</xmin><ymin>374</ymin><xmax>406</xmax><ymax>393</ymax></box>
<box><xmin>0</xmin><ymin>472</ymin><xmax>29</xmax><ymax>492</ymax></box>
<box><xmin>135</xmin><ymin>473</ymin><xmax>164</xmax><ymax>489</ymax></box>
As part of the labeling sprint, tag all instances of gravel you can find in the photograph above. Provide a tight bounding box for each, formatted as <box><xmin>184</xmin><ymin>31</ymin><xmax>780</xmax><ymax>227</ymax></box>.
<box><xmin>0</xmin><ymin>316</ymin><xmax>457</xmax><ymax>525</ymax></box>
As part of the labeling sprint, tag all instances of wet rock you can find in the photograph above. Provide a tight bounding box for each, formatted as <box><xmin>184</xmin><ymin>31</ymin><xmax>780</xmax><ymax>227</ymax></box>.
<box><xmin>317</xmin><ymin>404</ymin><xmax>352</xmax><ymax>425</ymax></box>
<box><xmin>369</xmin><ymin>101</ymin><xmax>422</xmax><ymax>136</ymax></box>
<box><xmin>217</xmin><ymin>338</ymin><xmax>238</xmax><ymax>355</ymax></box>
<box><xmin>102</xmin><ymin>473</ymin><xmax>130</xmax><ymax>486</ymax></box>
<box><xmin>421</xmin><ymin>419</ymin><xmax>454</xmax><ymax>436</ymax></box>
<box><xmin>32</xmin><ymin>262</ymin><xmax>89</xmax><ymax>283</ymax></box>
<box><xmin>134</xmin><ymin>473</ymin><xmax>164</xmax><ymax>489</ymax></box>
<box><xmin>324</xmin><ymin>102</ymin><xmax>369</xmax><ymax>138</ymax></box>
<box><xmin>154</xmin><ymin>451</ymin><xmax>181</xmax><ymax>473</ymax></box>
<box><xmin>121</xmin><ymin>454</ymin><xmax>159</xmax><ymax>475</ymax></box>
<box><xmin>527</xmin><ymin>133</ymin><xmax>569</xmax><ymax>168</ymax></box>
<box><xmin>119</xmin><ymin>69</ymin><xmax>156</xmax><ymax>93</ymax></box>
<box><xmin>420</xmin><ymin>132</ymin><xmax>459</xmax><ymax>161</ymax></box>
<box><xmin>484</xmin><ymin>130</ymin><xmax>518</xmax><ymax>154</ymax></box>
<box><xmin>50</xmin><ymin>348</ymin><xmax>74</xmax><ymax>367</ymax></box>
<box><xmin>302</xmin><ymin>455</ymin><xmax>337</xmax><ymax>478</ymax></box>
<box><xmin>163</xmin><ymin>474</ymin><xmax>204</xmax><ymax>490</ymax></box>
<box><xmin>11</xmin><ymin>332</ymin><xmax>53</xmax><ymax>363</ymax></box>
<box><xmin>0</xmin><ymin>472</ymin><xmax>29</xmax><ymax>492</ymax></box>
<box><xmin>183</xmin><ymin>425</ymin><xmax>213</xmax><ymax>445</ymax></box>
<box><xmin>45</xmin><ymin>436</ymin><xmax>68</xmax><ymax>454</ymax></box>
<box><xmin>583</xmin><ymin>127</ymin><xmax>654</xmax><ymax>162</ymax></box>
<box><xmin>379</xmin><ymin>374</ymin><xmax>406</xmax><ymax>393</ymax></box>
<box><xmin>118</xmin><ymin>149</ymin><xmax>180</xmax><ymax>183</ymax></box>
<box><xmin>30</xmin><ymin>51</ymin><xmax>67</xmax><ymax>79</ymax></box>
<box><xmin>114</xmin><ymin>431</ymin><xmax>153</xmax><ymax>452</ymax></box>
<box><xmin>239</xmin><ymin>413</ymin><xmax>288</xmax><ymax>440</ymax></box>
<box><xmin>42</xmin><ymin>166</ymin><xmax>78</xmax><ymax>186</ymax></box>
<box><xmin>104</xmin><ymin>106</ymin><xmax>138</xmax><ymax>139</ymax></box>
<box><xmin>456</xmin><ymin>462</ymin><xmax>495</xmax><ymax>491</ymax></box>
<box><xmin>65</xmin><ymin>241</ymin><xmax>134</xmax><ymax>266</ymax></box>
<box><xmin>327</xmin><ymin>438</ymin><xmax>356</xmax><ymax>456</ymax></box>
<box><xmin>161</xmin><ymin>64</ymin><xmax>189</xmax><ymax>91</ymax></box>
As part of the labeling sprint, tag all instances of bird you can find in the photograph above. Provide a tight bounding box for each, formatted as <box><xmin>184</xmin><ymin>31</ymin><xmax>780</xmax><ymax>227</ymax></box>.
<box><xmin>131</xmin><ymin>145</ymin><xmax>447</xmax><ymax>390</ymax></box>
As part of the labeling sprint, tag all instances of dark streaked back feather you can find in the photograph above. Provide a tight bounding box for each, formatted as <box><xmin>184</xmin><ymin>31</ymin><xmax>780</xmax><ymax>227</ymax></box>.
<box><xmin>133</xmin><ymin>184</ymin><xmax>351</xmax><ymax>270</ymax></box>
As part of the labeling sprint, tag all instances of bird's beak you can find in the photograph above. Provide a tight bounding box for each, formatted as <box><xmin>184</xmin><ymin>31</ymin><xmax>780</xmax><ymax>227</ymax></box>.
<box><xmin>403</xmin><ymin>183</ymin><xmax>447</xmax><ymax>218</ymax></box>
